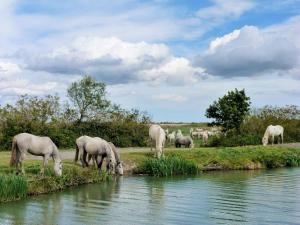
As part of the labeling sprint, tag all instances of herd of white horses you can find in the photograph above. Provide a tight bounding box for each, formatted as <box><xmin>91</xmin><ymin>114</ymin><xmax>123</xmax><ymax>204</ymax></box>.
<box><xmin>149</xmin><ymin>124</ymin><xmax>284</xmax><ymax>159</ymax></box>
<box><xmin>8</xmin><ymin>125</ymin><xmax>283</xmax><ymax>177</ymax></box>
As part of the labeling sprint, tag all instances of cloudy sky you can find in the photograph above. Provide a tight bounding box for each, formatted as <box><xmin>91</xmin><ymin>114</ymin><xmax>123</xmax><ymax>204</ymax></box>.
<box><xmin>0</xmin><ymin>0</ymin><xmax>299</xmax><ymax>122</ymax></box>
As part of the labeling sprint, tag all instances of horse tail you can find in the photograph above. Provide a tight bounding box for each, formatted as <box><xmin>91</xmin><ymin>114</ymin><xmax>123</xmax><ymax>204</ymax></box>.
<box><xmin>10</xmin><ymin>137</ymin><xmax>18</xmax><ymax>167</ymax></box>
<box><xmin>74</xmin><ymin>142</ymin><xmax>79</xmax><ymax>163</ymax></box>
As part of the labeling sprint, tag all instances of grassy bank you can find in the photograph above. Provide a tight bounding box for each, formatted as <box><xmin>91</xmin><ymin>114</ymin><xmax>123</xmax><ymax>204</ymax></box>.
<box><xmin>1</xmin><ymin>145</ymin><xmax>300</xmax><ymax>202</ymax></box>
<box><xmin>130</xmin><ymin>146</ymin><xmax>300</xmax><ymax>176</ymax></box>
<box><xmin>0</xmin><ymin>161</ymin><xmax>109</xmax><ymax>202</ymax></box>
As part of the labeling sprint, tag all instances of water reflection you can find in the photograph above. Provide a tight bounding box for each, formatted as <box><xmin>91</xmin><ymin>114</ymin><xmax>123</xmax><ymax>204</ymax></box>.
<box><xmin>1</xmin><ymin>169</ymin><xmax>300</xmax><ymax>225</ymax></box>
<box><xmin>201</xmin><ymin>170</ymin><xmax>261</xmax><ymax>223</ymax></box>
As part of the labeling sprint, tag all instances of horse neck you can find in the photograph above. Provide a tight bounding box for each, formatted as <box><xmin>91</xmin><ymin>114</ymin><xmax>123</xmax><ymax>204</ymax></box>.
<box><xmin>263</xmin><ymin>128</ymin><xmax>270</xmax><ymax>139</ymax></box>
<box><xmin>52</xmin><ymin>145</ymin><xmax>61</xmax><ymax>162</ymax></box>
<box><xmin>107</xmin><ymin>146</ymin><xmax>116</xmax><ymax>163</ymax></box>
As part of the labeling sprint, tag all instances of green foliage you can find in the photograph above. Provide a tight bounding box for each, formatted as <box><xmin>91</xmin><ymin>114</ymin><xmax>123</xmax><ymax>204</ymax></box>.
<box><xmin>0</xmin><ymin>175</ymin><xmax>27</xmax><ymax>202</ymax></box>
<box><xmin>208</xmin><ymin>105</ymin><xmax>300</xmax><ymax>147</ymax></box>
<box><xmin>206</xmin><ymin>89</ymin><xmax>251</xmax><ymax>131</ymax></box>
<box><xmin>67</xmin><ymin>75</ymin><xmax>110</xmax><ymax>122</ymax></box>
<box><xmin>136</xmin><ymin>155</ymin><xmax>199</xmax><ymax>176</ymax></box>
<box><xmin>0</xmin><ymin>77</ymin><xmax>151</xmax><ymax>150</ymax></box>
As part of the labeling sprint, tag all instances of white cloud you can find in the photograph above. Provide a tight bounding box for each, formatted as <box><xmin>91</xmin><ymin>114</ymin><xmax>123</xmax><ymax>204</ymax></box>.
<box><xmin>196</xmin><ymin>16</ymin><xmax>300</xmax><ymax>78</ymax></box>
<box><xmin>153</xmin><ymin>94</ymin><xmax>187</xmax><ymax>103</ymax></box>
<box><xmin>23</xmin><ymin>36</ymin><xmax>205</xmax><ymax>85</ymax></box>
<box><xmin>197</xmin><ymin>0</ymin><xmax>255</xmax><ymax>21</ymax></box>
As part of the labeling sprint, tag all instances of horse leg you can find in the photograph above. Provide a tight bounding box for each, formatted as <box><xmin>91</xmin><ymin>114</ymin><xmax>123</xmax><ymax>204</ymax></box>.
<box><xmin>272</xmin><ymin>135</ymin><xmax>274</xmax><ymax>145</ymax></box>
<box><xmin>281</xmin><ymin>133</ymin><xmax>284</xmax><ymax>144</ymax></box>
<box><xmin>19</xmin><ymin>153</ymin><xmax>26</xmax><ymax>175</ymax></box>
<box><xmin>82</xmin><ymin>150</ymin><xmax>89</xmax><ymax>167</ymax></box>
<box><xmin>92</xmin><ymin>155</ymin><xmax>97</xmax><ymax>168</ymax></box>
<box><xmin>79</xmin><ymin>150</ymin><xmax>85</xmax><ymax>167</ymax></box>
<box><xmin>106</xmin><ymin>160</ymin><xmax>111</xmax><ymax>173</ymax></box>
<box><xmin>41</xmin><ymin>155</ymin><xmax>50</xmax><ymax>175</ymax></box>
<box><xmin>97</xmin><ymin>156</ymin><xmax>104</xmax><ymax>170</ymax></box>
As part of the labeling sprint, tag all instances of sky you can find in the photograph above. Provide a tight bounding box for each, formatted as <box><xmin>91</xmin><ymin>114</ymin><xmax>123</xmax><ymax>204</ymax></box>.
<box><xmin>0</xmin><ymin>0</ymin><xmax>299</xmax><ymax>122</ymax></box>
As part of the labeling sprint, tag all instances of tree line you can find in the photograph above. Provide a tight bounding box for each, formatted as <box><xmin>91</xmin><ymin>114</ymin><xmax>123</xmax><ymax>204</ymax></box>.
<box><xmin>0</xmin><ymin>76</ymin><xmax>150</xmax><ymax>150</ymax></box>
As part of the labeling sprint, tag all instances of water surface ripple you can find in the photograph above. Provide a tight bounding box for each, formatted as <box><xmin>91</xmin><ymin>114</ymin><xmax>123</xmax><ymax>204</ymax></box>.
<box><xmin>1</xmin><ymin>168</ymin><xmax>300</xmax><ymax>224</ymax></box>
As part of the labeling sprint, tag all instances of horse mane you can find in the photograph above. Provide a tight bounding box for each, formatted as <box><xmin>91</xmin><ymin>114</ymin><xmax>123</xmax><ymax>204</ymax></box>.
<box><xmin>263</xmin><ymin>125</ymin><xmax>272</xmax><ymax>139</ymax></box>
<box><xmin>51</xmin><ymin>142</ymin><xmax>61</xmax><ymax>161</ymax></box>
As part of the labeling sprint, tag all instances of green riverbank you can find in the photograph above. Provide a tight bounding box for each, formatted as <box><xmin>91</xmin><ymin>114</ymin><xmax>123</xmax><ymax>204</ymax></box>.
<box><xmin>1</xmin><ymin>145</ymin><xmax>300</xmax><ymax>202</ymax></box>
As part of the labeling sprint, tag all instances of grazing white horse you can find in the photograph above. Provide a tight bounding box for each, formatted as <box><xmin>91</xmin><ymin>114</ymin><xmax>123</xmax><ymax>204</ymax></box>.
<box><xmin>176</xmin><ymin>129</ymin><xmax>183</xmax><ymax>139</ymax></box>
<box><xmin>189</xmin><ymin>128</ymin><xmax>194</xmax><ymax>136</ymax></box>
<box><xmin>108</xmin><ymin>142</ymin><xmax>123</xmax><ymax>175</ymax></box>
<box><xmin>201</xmin><ymin>131</ymin><xmax>209</xmax><ymax>144</ymax></box>
<box><xmin>149</xmin><ymin>124</ymin><xmax>166</xmax><ymax>158</ymax></box>
<box><xmin>262</xmin><ymin>125</ymin><xmax>284</xmax><ymax>146</ymax></box>
<box><xmin>175</xmin><ymin>136</ymin><xmax>194</xmax><ymax>148</ymax></box>
<box><xmin>10</xmin><ymin>133</ymin><xmax>62</xmax><ymax>176</ymax></box>
<box><xmin>167</xmin><ymin>131</ymin><xmax>176</xmax><ymax>143</ymax></box>
<box><xmin>75</xmin><ymin>136</ymin><xmax>116</xmax><ymax>174</ymax></box>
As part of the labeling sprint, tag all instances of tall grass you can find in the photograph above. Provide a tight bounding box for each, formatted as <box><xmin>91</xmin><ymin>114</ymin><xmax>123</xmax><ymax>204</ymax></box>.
<box><xmin>0</xmin><ymin>174</ymin><xmax>27</xmax><ymax>202</ymax></box>
<box><xmin>136</xmin><ymin>155</ymin><xmax>199</xmax><ymax>177</ymax></box>
<box><xmin>0</xmin><ymin>163</ymin><xmax>110</xmax><ymax>202</ymax></box>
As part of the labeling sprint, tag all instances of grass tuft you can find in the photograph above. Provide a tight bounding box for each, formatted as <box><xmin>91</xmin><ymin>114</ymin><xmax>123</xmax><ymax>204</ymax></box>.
<box><xmin>136</xmin><ymin>155</ymin><xmax>199</xmax><ymax>177</ymax></box>
<box><xmin>0</xmin><ymin>174</ymin><xmax>27</xmax><ymax>202</ymax></box>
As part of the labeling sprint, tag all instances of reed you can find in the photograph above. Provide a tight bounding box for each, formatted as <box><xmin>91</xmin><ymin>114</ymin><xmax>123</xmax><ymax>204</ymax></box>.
<box><xmin>0</xmin><ymin>174</ymin><xmax>27</xmax><ymax>202</ymax></box>
<box><xmin>136</xmin><ymin>155</ymin><xmax>199</xmax><ymax>177</ymax></box>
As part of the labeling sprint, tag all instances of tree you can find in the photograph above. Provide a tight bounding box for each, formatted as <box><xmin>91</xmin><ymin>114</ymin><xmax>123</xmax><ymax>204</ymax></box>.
<box><xmin>205</xmin><ymin>89</ymin><xmax>251</xmax><ymax>131</ymax></box>
<box><xmin>67</xmin><ymin>75</ymin><xmax>110</xmax><ymax>122</ymax></box>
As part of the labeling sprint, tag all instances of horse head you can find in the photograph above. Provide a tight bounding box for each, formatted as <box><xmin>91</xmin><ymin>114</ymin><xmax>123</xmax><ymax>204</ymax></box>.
<box><xmin>54</xmin><ymin>159</ymin><xmax>63</xmax><ymax>176</ymax></box>
<box><xmin>116</xmin><ymin>161</ymin><xmax>124</xmax><ymax>175</ymax></box>
<box><xmin>262</xmin><ymin>136</ymin><xmax>268</xmax><ymax>146</ymax></box>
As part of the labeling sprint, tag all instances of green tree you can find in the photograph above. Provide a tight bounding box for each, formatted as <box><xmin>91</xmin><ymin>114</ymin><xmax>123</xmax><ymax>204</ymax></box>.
<box><xmin>67</xmin><ymin>75</ymin><xmax>110</xmax><ymax>122</ymax></box>
<box><xmin>205</xmin><ymin>89</ymin><xmax>251</xmax><ymax>131</ymax></box>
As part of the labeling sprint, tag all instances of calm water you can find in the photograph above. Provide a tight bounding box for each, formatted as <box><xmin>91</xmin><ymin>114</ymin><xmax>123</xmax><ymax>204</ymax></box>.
<box><xmin>1</xmin><ymin>168</ymin><xmax>300</xmax><ymax>225</ymax></box>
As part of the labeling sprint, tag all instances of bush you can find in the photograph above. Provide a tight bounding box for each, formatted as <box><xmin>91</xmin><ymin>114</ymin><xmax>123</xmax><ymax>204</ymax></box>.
<box><xmin>136</xmin><ymin>155</ymin><xmax>199</xmax><ymax>176</ymax></box>
<box><xmin>0</xmin><ymin>120</ymin><xmax>149</xmax><ymax>151</ymax></box>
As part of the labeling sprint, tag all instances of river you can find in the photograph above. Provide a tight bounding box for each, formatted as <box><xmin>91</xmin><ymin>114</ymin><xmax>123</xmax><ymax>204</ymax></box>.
<box><xmin>1</xmin><ymin>168</ymin><xmax>300</xmax><ymax>224</ymax></box>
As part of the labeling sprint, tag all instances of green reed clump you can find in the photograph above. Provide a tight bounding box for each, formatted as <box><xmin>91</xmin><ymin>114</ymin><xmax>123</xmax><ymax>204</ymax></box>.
<box><xmin>0</xmin><ymin>174</ymin><xmax>27</xmax><ymax>202</ymax></box>
<box><xmin>136</xmin><ymin>155</ymin><xmax>199</xmax><ymax>177</ymax></box>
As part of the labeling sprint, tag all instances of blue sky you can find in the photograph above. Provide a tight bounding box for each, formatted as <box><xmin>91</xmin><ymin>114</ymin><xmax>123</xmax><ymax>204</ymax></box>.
<box><xmin>0</xmin><ymin>0</ymin><xmax>299</xmax><ymax>122</ymax></box>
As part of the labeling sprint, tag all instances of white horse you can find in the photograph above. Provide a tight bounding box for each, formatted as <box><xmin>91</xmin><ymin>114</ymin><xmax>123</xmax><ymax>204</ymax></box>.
<box><xmin>10</xmin><ymin>133</ymin><xmax>62</xmax><ymax>176</ymax></box>
<box><xmin>175</xmin><ymin>136</ymin><xmax>194</xmax><ymax>148</ymax></box>
<box><xmin>108</xmin><ymin>142</ymin><xmax>123</xmax><ymax>175</ymax></box>
<box><xmin>75</xmin><ymin>136</ymin><xmax>116</xmax><ymax>174</ymax></box>
<box><xmin>189</xmin><ymin>128</ymin><xmax>194</xmax><ymax>136</ymax></box>
<box><xmin>262</xmin><ymin>125</ymin><xmax>284</xmax><ymax>146</ymax></box>
<box><xmin>165</xmin><ymin>129</ymin><xmax>169</xmax><ymax>135</ymax></box>
<box><xmin>201</xmin><ymin>131</ymin><xmax>209</xmax><ymax>144</ymax></box>
<box><xmin>191</xmin><ymin>130</ymin><xmax>203</xmax><ymax>139</ymax></box>
<box><xmin>87</xmin><ymin>142</ymin><xmax>124</xmax><ymax>175</ymax></box>
<box><xmin>196</xmin><ymin>128</ymin><xmax>204</xmax><ymax>132</ymax></box>
<box><xmin>176</xmin><ymin>129</ymin><xmax>183</xmax><ymax>139</ymax></box>
<box><xmin>167</xmin><ymin>131</ymin><xmax>176</xmax><ymax>143</ymax></box>
<box><xmin>149</xmin><ymin>124</ymin><xmax>166</xmax><ymax>158</ymax></box>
